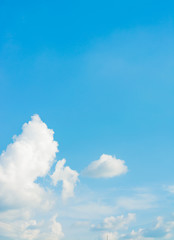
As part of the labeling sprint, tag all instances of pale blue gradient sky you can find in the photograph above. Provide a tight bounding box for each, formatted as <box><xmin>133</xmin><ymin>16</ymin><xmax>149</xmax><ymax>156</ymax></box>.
<box><xmin>0</xmin><ymin>1</ymin><xmax>174</xmax><ymax>240</ymax></box>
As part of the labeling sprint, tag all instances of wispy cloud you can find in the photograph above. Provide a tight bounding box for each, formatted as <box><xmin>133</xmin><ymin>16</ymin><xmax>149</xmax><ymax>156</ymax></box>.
<box><xmin>116</xmin><ymin>193</ymin><xmax>157</xmax><ymax>210</ymax></box>
<box><xmin>166</xmin><ymin>185</ymin><xmax>174</xmax><ymax>194</ymax></box>
<box><xmin>127</xmin><ymin>216</ymin><xmax>174</xmax><ymax>239</ymax></box>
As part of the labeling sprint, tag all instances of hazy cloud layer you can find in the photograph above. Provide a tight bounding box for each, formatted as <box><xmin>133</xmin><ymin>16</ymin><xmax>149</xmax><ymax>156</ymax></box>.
<box><xmin>116</xmin><ymin>193</ymin><xmax>156</xmax><ymax>210</ymax></box>
<box><xmin>126</xmin><ymin>216</ymin><xmax>174</xmax><ymax>240</ymax></box>
<box><xmin>97</xmin><ymin>216</ymin><xmax>174</xmax><ymax>240</ymax></box>
<box><xmin>166</xmin><ymin>185</ymin><xmax>174</xmax><ymax>194</ymax></box>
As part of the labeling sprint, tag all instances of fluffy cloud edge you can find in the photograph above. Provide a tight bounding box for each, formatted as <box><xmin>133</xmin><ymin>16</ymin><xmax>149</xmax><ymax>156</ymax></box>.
<box><xmin>51</xmin><ymin>158</ymin><xmax>79</xmax><ymax>200</ymax></box>
<box><xmin>0</xmin><ymin>115</ymin><xmax>66</xmax><ymax>240</ymax></box>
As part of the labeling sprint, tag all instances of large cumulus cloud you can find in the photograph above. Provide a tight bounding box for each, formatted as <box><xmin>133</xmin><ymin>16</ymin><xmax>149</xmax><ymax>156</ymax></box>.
<box><xmin>0</xmin><ymin>114</ymin><xmax>77</xmax><ymax>240</ymax></box>
<box><xmin>0</xmin><ymin>114</ymin><xmax>58</xmax><ymax>208</ymax></box>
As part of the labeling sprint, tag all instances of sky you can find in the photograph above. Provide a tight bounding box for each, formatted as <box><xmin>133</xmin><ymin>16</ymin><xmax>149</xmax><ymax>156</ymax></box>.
<box><xmin>0</xmin><ymin>0</ymin><xmax>174</xmax><ymax>240</ymax></box>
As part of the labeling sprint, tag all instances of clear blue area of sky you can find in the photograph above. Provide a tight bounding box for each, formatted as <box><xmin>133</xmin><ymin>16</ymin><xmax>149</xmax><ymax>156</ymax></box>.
<box><xmin>0</xmin><ymin>0</ymin><xmax>174</xmax><ymax>191</ymax></box>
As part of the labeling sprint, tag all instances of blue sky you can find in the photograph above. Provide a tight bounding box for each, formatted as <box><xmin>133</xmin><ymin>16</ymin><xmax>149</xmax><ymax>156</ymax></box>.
<box><xmin>0</xmin><ymin>1</ymin><xmax>174</xmax><ymax>240</ymax></box>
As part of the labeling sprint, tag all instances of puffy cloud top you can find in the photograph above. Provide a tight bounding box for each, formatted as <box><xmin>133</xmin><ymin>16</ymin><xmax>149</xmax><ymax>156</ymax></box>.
<box><xmin>0</xmin><ymin>114</ymin><xmax>58</xmax><ymax>208</ymax></box>
<box><xmin>0</xmin><ymin>115</ymin><xmax>67</xmax><ymax>240</ymax></box>
<box><xmin>82</xmin><ymin>154</ymin><xmax>128</xmax><ymax>178</ymax></box>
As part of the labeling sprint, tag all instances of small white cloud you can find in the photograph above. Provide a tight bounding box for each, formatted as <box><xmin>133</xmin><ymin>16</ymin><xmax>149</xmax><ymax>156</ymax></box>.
<box><xmin>82</xmin><ymin>154</ymin><xmax>128</xmax><ymax>178</ymax></box>
<box><xmin>92</xmin><ymin>213</ymin><xmax>136</xmax><ymax>231</ymax></box>
<box><xmin>45</xmin><ymin>215</ymin><xmax>64</xmax><ymax>240</ymax></box>
<box><xmin>166</xmin><ymin>186</ymin><xmax>174</xmax><ymax>194</ymax></box>
<box><xmin>51</xmin><ymin>159</ymin><xmax>79</xmax><ymax>200</ymax></box>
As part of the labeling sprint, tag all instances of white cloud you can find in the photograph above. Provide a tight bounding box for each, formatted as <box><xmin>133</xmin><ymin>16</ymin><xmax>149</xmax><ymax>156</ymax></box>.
<box><xmin>43</xmin><ymin>215</ymin><xmax>64</xmax><ymax>240</ymax></box>
<box><xmin>0</xmin><ymin>220</ymin><xmax>40</xmax><ymax>240</ymax></box>
<box><xmin>0</xmin><ymin>210</ymin><xmax>64</xmax><ymax>240</ymax></box>
<box><xmin>0</xmin><ymin>114</ymin><xmax>58</xmax><ymax>208</ymax></box>
<box><xmin>92</xmin><ymin>216</ymin><xmax>174</xmax><ymax>240</ymax></box>
<box><xmin>82</xmin><ymin>154</ymin><xmax>128</xmax><ymax>178</ymax></box>
<box><xmin>92</xmin><ymin>213</ymin><xmax>136</xmax><ymax>231</ymax></box>
<box><xmin>0</xmin><ymin>209</ymin><xmax>40</xmax><ymax>240</ymax></box>
<box><xmin>0</xmin><ymin>115</ymin><xmax>65</xmax><ymax>240</ymax></box>
<box><xmin>166</xmin><ymin>186</ymin><xmax>174</xmax><ymax>194</ymax></box>
<box><xmin>51</xmin><ymin>158</ymin><xmax>79</xmax><ymax>200</ymax></box>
